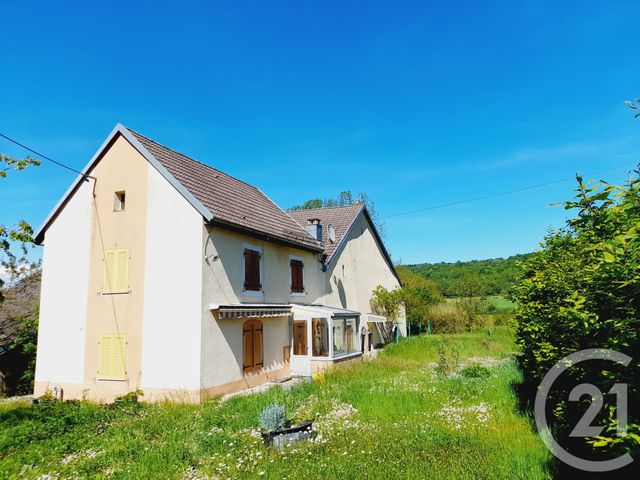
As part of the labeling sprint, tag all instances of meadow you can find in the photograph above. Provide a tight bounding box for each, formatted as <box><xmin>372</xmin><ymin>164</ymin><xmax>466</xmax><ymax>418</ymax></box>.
<box><xmin>0</xmin><ymin>328</ymin><xmax>552</xmax><ymax>479</ymax></box>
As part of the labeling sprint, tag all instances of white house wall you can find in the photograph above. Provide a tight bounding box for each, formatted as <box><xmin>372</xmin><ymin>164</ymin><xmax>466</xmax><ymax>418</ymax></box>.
<box><xmin>34</xmin><ymin>177</ymin><xmax>93</xmax><ymax>388</ymax></box>
<box><xmin>200</xmin><ymin>226</ymin><xmax>323</xmax><ymax>390</ymax></box>
<box><xmin>141</xmin><ymin>163</ymin><xmax>203</xmax><ymax>396</ymax></box>
<box><xmin>323</xmin><ymin>213</ymin><xmax>406</xmax><ymax>334</ymax></box>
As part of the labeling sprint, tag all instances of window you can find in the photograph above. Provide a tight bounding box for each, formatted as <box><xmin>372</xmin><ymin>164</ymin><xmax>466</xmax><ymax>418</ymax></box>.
<box><xmin>242</xmin><ymin>320</ymin><xmax>263</xmax><ymax>373</ymax></box>
<box><xmin>114</xmin><ymin>191</ymin><xmax>126</xmax><ymax>211</ymax></box>
<box><xmin>98</xmin><ymin>334</ymin><xmax>126</xmax><ymax>379</ymax></box>
<box><xmin>243</xmin><ymin>247</ymin><xmax>262</xmax><ymax>292</ymax></box>
<box><xmin>312</xmin><ymin>318</ymin><xmax>329</xmax><ymax>357</ymax></box>
<box><xmin>103</xmin><ymin>249</ymin><xmax>129</xmax><ymax>293</ymax></box>
<box><xmin>332</xmin><ymin>317</ymin><xmax>359</xmax><ymax>357</ymax></box>
<box><xmin>333</xmin><ymin>320</ymin><xmax>345</xmax><ymax>356</ymax></box>
<box><xmin>290</xmin><ymin>257</ymin><xmax>304</xmax><ymax>294</ymax></box>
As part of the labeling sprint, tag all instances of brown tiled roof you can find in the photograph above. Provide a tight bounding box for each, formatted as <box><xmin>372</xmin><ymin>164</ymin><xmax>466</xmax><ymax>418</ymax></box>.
<box><xmin>128</xmin><ymin>129</ymin><xmax>322</xmax><ymax>251</ymax></box>
<box><xmin>288</xmin><ymin>205</ymin><xmax>364</xmax><ymax>263</ymax></box>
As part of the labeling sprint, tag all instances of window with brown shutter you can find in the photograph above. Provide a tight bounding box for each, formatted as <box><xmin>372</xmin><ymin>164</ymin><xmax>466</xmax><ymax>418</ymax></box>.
<box><xmin>242</xmin><ymin>319</ymin><xmax>263</xmax><ymax>373</ymax></box>
<box><xmin>290</xmin><ymin>259</ymin><xmax>304</xmax><ymax>293</ymax></box>
<box><xmin>243</xmin><ymin>248</ymin><xmax>261</xmax><ymax>292</ymax></box>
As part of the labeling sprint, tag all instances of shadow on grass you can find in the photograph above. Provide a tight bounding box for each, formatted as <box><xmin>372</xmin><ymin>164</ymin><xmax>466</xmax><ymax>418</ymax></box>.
<box><xmin>511</xmin><ymin>373</ymin><xmax>639</xmax><ymax>480</ymax></box>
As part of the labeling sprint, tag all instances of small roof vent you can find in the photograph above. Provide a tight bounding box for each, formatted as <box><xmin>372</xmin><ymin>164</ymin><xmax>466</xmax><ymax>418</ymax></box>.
<box><xmin>328</xmin><ymin>224</ymin><xmax>336</xmax><ymax>243</ymax></box>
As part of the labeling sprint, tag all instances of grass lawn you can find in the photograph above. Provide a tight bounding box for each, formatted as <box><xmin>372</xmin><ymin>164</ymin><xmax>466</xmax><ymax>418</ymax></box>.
<box><xmin>445</xmin><ymin>296</ymin><xmax>515</xmax><ymax>311</ymax></box>
<box><xmin>487</xmin><ymin>296</ymin><xmax>516</xmax><ymax>311</ymax></box>
<box><xmin>0</xmin><ymin>328</ymin><xmax>552</xmax><ymax>479</ymax></box>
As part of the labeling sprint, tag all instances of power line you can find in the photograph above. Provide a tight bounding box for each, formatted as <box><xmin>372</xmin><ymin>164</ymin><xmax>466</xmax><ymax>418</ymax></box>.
<box><xmin>0</xmin><ymin>132</ymin><xmax>94</xmax><ymax>180</ymax></box>
<box><xmin>383</xmin><ymin>164</ymin><xmax>634</xmax><ymax>219</ymax></box>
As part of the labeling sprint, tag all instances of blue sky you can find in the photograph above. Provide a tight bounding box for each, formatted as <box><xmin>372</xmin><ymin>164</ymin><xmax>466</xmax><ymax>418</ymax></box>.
<box><xmin>1</xmin><ymin>1</ymin><xmax>639</xmax><ymax>265</ymax></box>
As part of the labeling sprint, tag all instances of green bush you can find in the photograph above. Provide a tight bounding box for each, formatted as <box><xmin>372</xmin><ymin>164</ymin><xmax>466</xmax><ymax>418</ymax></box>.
<box><xmin>512</xmin><ymin>173</ymin><xmax>640</xmax><ymax>466</ymax></box>
<box><xmin>460</xmin><ymin>363</ymin><xmax>491</xmax><ymax>379</ymax></box>
<box><xmin>426</xmin><ymin>302</ymin><xmax>489</xmax><ymax>333</ymax></box>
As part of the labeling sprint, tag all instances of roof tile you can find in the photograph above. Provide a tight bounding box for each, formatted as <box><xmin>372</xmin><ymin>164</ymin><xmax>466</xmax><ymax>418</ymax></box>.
<box><xmin>128</xmin><ymin>129</ymin><xmax>322</xmax><ymax>250</ymax></box>
<box><xmin>288</xmin><ymin>205</ymin><xmax>363</xmax><ymax>262</ymax></box>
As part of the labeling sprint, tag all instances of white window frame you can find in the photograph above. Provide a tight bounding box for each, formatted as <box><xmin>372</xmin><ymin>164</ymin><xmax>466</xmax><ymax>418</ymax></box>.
<box><xmin>289</xmin><ymin>254</ymin><xmax>306</xmax><ymax>297</ymax></box>
<box><xmin>242</xmin><ymin>242</ymin><xmax>263</xmax><ymax>297</ymax></box>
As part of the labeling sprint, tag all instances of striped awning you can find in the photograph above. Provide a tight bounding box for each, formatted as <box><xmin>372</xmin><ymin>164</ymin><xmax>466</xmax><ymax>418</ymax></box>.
<box><xmin>210</xmin><ymin>304</ymin><xmax>292</xmax><ymax>320</ymax></box>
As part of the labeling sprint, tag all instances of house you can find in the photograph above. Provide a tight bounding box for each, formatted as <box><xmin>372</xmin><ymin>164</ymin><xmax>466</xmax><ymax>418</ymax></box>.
<box><xmin>32</xmin><ymin>124</ymin><xmax>405</xmax><ymax>403</ymax></box>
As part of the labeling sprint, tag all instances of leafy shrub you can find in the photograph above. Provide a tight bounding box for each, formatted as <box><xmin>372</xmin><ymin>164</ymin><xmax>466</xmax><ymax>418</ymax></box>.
<box><xmin>427</xmin><ymin>303</ymin><xmax>466</xmax><ymax>333</ymax></box>
<box><xmin>491</xmin><ymin>310</ymin><xmax>514</xmax><ymax>327</ymax></box>
<box><xmin>258</xmin><ymin>403</ymin><xmax>287</xmax><ymax>433</ymax></box>
<box><xmin>512</xmin><ymin>172</ymin><xmax>640</xmax><ymax>467</ymax></box>
<box><xmin>114</xmin><ymin>389</ymin><xmax>143</xmax><ymax>404</ymax></box>
<box><xmin>435</xmin><ymin>342</ymin><xmax>460</xmax><ymax>375</ymax></box>
<box><xmin>427</xmin><ymin>302</ymin><xmax>489</xmax><ymax>333</ymax></box>
<box><xmin>460</xmin><ymin>363</ymin><xmax>491</xmax><ymax>379</ymax></box>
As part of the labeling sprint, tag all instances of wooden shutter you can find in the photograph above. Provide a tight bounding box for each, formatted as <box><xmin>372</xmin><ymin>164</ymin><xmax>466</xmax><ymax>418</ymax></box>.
<box><xmin>291</xmin><ymin>259</ymin><xmax>304</xmax><ymax>293</ymax></box>
<box><xmin>254</xmin><ymin>322</ymin><xmax>263</xmax><ymax>368</ymax></box>
<box><xmin>242</xmin><ymin>320</ymin><xmax>263</xmax><ymax>372</ymax></box>
<box><xmin>99</xmin><ymin>334</ymin><xmax>126</xmax><ymax>378</ymax></box>
<box><xmin>103</xmin><ymin>249</ymin><xmax>129</xmax><ymax>293</ymax></box>
<box><xmin>243</xmin><ymin>249</ymin><xmax>261</xmax><ymax>291</ymax></box>
<box><xmin>242</xmin><ymin>322</ymin><xmax>254</xmax><ymax>372</ymax></box>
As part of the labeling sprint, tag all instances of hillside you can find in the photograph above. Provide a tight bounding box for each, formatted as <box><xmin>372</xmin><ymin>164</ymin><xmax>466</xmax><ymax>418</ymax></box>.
<box><xmin>404</xmin><ymin>254</ymin><xmax>531</xmax><ymax>297</ymax></box>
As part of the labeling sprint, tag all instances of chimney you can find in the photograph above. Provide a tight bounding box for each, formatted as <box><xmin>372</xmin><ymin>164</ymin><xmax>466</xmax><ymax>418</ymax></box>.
<box><xmin>305</xmin><ymin>218</ymin><xmax>322</xmax><ymax>241</ymax></box>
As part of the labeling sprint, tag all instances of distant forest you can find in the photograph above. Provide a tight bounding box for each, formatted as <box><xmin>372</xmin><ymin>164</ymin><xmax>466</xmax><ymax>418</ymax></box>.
<box><xmin>403</xmin><ymin>253</ymin><xmax>531</xmax><ymax>297</ymax></box>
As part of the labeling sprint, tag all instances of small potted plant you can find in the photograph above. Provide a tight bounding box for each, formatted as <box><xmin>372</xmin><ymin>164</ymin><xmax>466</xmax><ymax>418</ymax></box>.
<box><xmin>259</xmin><ymin>403</ymin><xmax>313</xmax><ymax>449</ymax></box>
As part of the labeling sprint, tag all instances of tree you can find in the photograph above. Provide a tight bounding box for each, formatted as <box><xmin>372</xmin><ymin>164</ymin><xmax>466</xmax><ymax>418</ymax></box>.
<box><xmin>370</xmin><ymin>285</ymin><xmax>403</xmax><ymax>342</ymax></box>
<box><xmin>451</xmin><ymin>272</ymin><xmax>488</xmax><ymax>329</ymax></box>
<box><xmin>396</xmin><ymin>266</ymin><xmax>443</xmax><ymax>333</ymax></box>
<box><xmin>512</xmin><ymin>170</ymin><xmax>640</xmax><ymax>468</ymax></box>
<box><xmin>0</xmin><ymin>154</ymin><xmax>40</xmax><ymax>301</ymax></box>
<box><xmin>290</xmin><ymin>190</ymin><xmax>386</xmax><ymax>238</ymax></box>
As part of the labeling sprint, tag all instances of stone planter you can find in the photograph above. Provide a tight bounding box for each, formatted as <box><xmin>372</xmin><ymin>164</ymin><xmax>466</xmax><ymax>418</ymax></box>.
<box><xmin>261</xmin><ymin>420</ymin><xmax>314</xmax><ymax>449</ymax></box>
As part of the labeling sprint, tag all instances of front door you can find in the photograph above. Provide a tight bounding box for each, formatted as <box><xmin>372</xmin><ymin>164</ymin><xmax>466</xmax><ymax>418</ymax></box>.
<box><xmin>291</xmin><ymin>320</ymin><xmax>311</xmax><ymax>376</ymax></box>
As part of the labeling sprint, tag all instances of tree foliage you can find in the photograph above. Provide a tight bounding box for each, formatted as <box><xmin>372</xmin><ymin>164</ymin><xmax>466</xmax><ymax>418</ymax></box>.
<box><xmin>4</xmin><ymin>313</ymin><xmax>38</xmax><ymax>395</ymax></box>
<box><xmin>404</xmin><ymin>254</ymin><xmax>530</xmax><ymax>297</ymax></box>
<box><xmin>396</xmin><ymin>266</ymin><xmax>442</xmax><ymax>331</ymax></box>
<box><xmin>371</xmin><ymin>269</ymin><xmax>443</xmax><ymax>336</ymax></box>
<box><xmin>0</xmin><ymin>154</ymin><xmax>40</xmax><ymax>301</ymax></box>
<box><xmin>512</xmin><ymin>170</ymin><xmax>640</xmax><ymax>466</ymax></box>
<box><xmin>370</xmin><ymin>285</ymin><xmax>403</xmax><ymax>322</ymax></box>
<box><xmin>0</xmin><ymin>153</ymin><xmax>40</xmax><ymax>179</ymax></box>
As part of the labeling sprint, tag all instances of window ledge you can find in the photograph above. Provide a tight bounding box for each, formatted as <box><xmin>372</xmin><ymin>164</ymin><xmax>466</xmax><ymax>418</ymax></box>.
<box><xmin>101</xmin><ymin>290</ymin><xmax>131</xmax><ymax>295</ymax></box>
<box><xmin>290</xmin><ymin>292</ymin><xmax>306</xmax><ymax>297</ymax></box>
<box><xmin>97</xmin><ymin>377</ymin><xmax>128</xmax><ymax>382</ymax></box>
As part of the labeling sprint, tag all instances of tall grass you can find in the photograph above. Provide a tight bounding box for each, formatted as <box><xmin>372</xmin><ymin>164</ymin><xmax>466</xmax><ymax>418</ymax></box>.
<box><xmin>0</xmin><ymin>328</ymin><xmax>552</xmax><ymax>479</ymax></box>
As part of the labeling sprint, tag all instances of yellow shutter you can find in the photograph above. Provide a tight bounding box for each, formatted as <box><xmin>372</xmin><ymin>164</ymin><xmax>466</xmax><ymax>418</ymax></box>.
<box><xmin>99</xmin><ymin>334</ymin><xmax>126</xmax><ymax>379</ymax></box>
<box><xmin>103</xmin><ymin>251</ymin><xmax>116</xmax><ymax>292</ymax></box>
<box><xmin>116</xmin><ymin>250</ymin><xmax>129</xmax><ymax>292</ymax></box>
<box><xmin>103</xmin><ymin>249</ymin><xmax>129</xmax><ymax>293</ymax></box>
